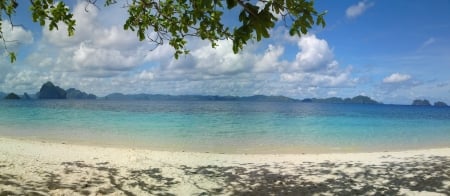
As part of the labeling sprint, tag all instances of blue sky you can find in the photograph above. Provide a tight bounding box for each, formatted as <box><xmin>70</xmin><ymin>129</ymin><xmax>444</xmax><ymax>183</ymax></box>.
<box><xmin>0</xmin><ymin>0</ymin><xmax>449</xmax><ymax>104</ymax></box>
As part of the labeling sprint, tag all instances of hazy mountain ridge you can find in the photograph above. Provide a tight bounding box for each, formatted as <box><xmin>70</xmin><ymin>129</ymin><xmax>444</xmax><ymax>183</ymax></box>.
<box><xmin>104</xmin><ymin>93</ymin><xmax>297</xmax><ymax>102</ymax></box>
<box><xmin>302</xmin><ymin>95</ymin><xmax>380</xmax><ymax>104</ymax></box>
<box><xmin>103</xmin><ymin>93</ymin><xmax>381</xmax><ymax>104</ymax></box>
<box><xmin>66</xmin><ymin>88</ymin><xmax>97</xmax><ymax>99</ymax></box>
<box><xmin>0</xmin><ymin>82</ymin><xmax>448</xmax><ymax>106</ymax></box>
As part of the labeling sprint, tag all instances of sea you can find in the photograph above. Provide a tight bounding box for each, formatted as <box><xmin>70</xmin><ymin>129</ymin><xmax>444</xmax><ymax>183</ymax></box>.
<box><xmin>0</xmin><ymin>100</ymin><xmax>449</xmax><ymax>154</ymax></box>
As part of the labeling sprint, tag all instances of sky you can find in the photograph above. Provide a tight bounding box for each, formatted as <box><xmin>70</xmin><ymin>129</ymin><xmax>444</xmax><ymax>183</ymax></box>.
<box><xmin>0</xmin><ymin>0</ymin><xmax>449</xmax><ymax>104</ymax></box>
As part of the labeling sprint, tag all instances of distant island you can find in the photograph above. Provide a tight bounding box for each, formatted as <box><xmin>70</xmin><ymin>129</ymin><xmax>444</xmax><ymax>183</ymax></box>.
<box><xmin>301</xmin><ymin>95</ymin><xmax>379</xmax><ymax>104</ymax></box>
<box><xmin>37</xmin><ymin>81</ymin><xmax>97</xmax><ymax>99</ymax></box>
<box><xmin>434</xmin><ymin>101</ymin><xmax>448</xmax><ymax>107</ymax></box>
<box><xmin>412</xmin><ymin>99</ymin><xmax>431</xmax><ymax>106</ymax></box>
<box><xmin>2</xmin><ymin>81</ymin><xmax>96</xmax><ymax>100</ymax></box>
<box><xmin>4</xmin><ymin>93</ymin><xmax>21</xmax><ymax>100</ymax></box>
<box><xmin>103</xmin><ymin>93</ymin><xmax>382</xmax><ymax>104</ymax></box>
<box><xmin>37</xmin><ymin>81</ymin><xmax>67</xmax><ymax>99</ymax></box>
<box><xmin>0</xmin><ymin>81</ymin><xmax>448</xmax><ymax>107</ymax></box>
<box><xmin>411</xmin><ymin>99</ymin><xmax>449</xmax><ymax>107</ymax></box>
<box><xmin>104</xmin><ymin>93</ymin><xmax>300</xmax><ymax>102</ymax></box>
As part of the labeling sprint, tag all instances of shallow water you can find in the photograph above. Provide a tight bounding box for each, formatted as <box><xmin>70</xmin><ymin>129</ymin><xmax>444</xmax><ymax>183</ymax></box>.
<box><xmin>0</xmin><ymin>100</ymin><xmax>449</xmax><ymax>153</ymax></box>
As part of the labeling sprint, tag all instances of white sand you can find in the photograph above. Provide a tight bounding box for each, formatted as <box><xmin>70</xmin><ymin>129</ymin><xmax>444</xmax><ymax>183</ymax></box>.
<box><xmin>1</xmin><ymin>137</ymin><xmax>449</xmax><ymax>195</ymax></box>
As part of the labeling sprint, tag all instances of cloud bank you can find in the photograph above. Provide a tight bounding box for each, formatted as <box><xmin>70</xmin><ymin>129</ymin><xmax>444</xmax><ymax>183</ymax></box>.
<box><xmin>0</xmin><ymin>1</ymin><xmax>360</xmax><ymax>99</ymax></box>
<box><xmin>383</xmin><ymin>73</ymin><xmax>411</xmax><ymax>83</ymax></box>
<box><xmin>346</xmin><ymin>0</ymin><xmax>374</xmax><ymax>18</ymax></box>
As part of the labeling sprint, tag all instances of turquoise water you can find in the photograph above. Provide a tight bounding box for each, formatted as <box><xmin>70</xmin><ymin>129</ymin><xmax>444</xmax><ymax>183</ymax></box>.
<box><xmin>0</xmin><ymin>100</ymin><xmax>449</xmax><ymax>153</ymax></box>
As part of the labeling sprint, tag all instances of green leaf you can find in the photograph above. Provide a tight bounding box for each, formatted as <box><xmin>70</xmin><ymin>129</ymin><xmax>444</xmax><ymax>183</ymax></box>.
<box><xmin>226</xmin><ymin>0</ymin><xmax>237</xmax><ymax>9</ymax></box>
<box><xmin>9</xmin><ymin>52</ymin><xmax>16</xmax><ymax>63</ymax></box>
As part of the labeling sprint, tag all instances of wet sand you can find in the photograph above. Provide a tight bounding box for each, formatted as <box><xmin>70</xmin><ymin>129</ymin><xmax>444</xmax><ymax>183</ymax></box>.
<box><xmin>0</xmin><ymin>137</ymin><xmax>449</xmax><ymax>195</ymax></box>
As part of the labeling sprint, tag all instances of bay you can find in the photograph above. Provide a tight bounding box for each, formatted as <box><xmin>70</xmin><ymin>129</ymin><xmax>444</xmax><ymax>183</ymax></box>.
<box><xmin>0</xmin><ymin>100</ymin><xmax>449</xmax><ymax>153</ymax></box>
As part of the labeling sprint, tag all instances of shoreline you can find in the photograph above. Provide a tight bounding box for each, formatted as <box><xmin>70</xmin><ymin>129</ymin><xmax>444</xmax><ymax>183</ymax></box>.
<box><xmin>1</xmin><ymin>136</ymin><xmax>449</xmax><ymax>195</ymax></box>
<box><xmin>3</xmin><ymin>135</ymin><xmax>450</xmax><ymax>155</ymax></box>
<box><xmin>1</xmin><ymin>134</ymin><xmax>449</xmax><ymax>155</ymax></box>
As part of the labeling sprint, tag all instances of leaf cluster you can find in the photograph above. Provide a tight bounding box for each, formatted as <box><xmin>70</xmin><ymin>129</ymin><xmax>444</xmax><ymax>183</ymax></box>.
<box><xmin>0</xmin><ymin>0</ymin><xmax>19</xmax><ymax>62</ymax></box>
<box><xmin>0</xmin><ymin>0</ymin><xmax>75</xmax><ymax>62</ymax></box>
<box><xmin>1</xmin><ymin>0</ymin><xmax>325</xmax><ymax>62</ymax></box>
<box><xmin>30</xmin><ymin>0</ymin><xmax>76</xmax><ymax>36</ymax></box>
<box><xmin>123</xmin><ymin>0</ymin><xmax>234</xmax><ymax>58</ymax></box>
<box><xmin>122</xmin><ymin>0</ymin><xmax>325</xmax><ymax>58</ymax></box>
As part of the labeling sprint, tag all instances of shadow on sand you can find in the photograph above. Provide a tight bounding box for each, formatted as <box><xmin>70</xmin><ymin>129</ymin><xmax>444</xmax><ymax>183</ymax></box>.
<box><xmin>0</xmin><ymin>155</ymin><xmax>449</xmax><ymax>195</ymax></box>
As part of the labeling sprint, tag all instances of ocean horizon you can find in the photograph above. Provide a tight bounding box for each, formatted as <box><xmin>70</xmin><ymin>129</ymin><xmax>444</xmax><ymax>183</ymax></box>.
<box><xmin>0</xmin><ymin>99</ymin><xmax>449</xmax><ymax>154</ymax></box>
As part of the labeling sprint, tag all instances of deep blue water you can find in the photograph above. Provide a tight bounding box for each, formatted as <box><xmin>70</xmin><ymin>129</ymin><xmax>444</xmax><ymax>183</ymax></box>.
<box><xmin>0</xmin><ymin>100</ymin><xmax>449</xmax><ymax>153</ymax></box>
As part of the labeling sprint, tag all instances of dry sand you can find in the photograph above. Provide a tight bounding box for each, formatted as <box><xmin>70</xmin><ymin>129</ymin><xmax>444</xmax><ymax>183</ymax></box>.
<box><xmin>0</xmin><ymin>137</ymin><xmax>449</xmax><ymax>195</ymax></box>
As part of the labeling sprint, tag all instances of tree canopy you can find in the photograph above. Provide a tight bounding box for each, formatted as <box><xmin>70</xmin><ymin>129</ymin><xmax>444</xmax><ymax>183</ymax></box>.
<box><xmin>0</xmin><ymin>0</ymin><xmax>326</xmax><ymax>63</ymax></box>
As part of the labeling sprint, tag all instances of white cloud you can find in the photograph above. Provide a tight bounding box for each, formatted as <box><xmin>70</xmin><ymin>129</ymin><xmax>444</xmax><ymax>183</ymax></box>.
<box><xmin>279</xmin><ymin>34</ymin><xmax>355</xmax><ymax>88</ymax></box>
<box><xmin>137</xmin><ymin>70</ymin><xmax>154</xmax><ymax>80</ymax></box>
<box><xmin>280</xmin><ymin>67</ymin><xmax>353</xmax><ymax>87</ymax></box>
<box><xmin>0</xmin><ymin>20</ymin><xmax>34</xmax><ymax>50</ymax></box>
<box><xmin>378</xmin><ymin>73</ymin><xmax>418</xmax><ymax>101</ymax></box>
<box><xmin>35</xmin><ymin>1</ymin><xmax>155</xmax><ymax>77</ymax></box>
<box><xmin>190</xmin><ymin>40</ymin><xmax>253</xmax><ymax>75</ymax></box>
<box><xmin>421</xmin><ymin>37</ymin><xmax>436</xmax><ymax>48</ymax></box>
<box><xmin>42</xmin><ymin>3</ymin><xmax>97</xmax><ymax>47</ymax></box>
<box><xmin>346</xmin><ymin>0</ymin><xmax>374</xmax><ymax>18</ymax></box>
<box><xmin>423</xmin><ymin>38</ymin><xmax>435</xmax><ymax>46</ymax></box>
<box><xmin>0</xmin><ymin>53</ymin><xmax>14</xmax><ymax>82</ymax></box>
<box><xmin>383</xmin><ymin>73</ymin><xmax>412</xmax><ymax>83</ymax></box>
<box><xmin>328</xmin><ymin>91</ymin><xmax>338</xmax><ymax>96</ymax></box>
<box><xmin>291</xmin><ymin>34</ymin><xmax>334</xmax><ymax>72</ymax></box>
<box><xmin>161</xmin><ymin>39</ymin><xmax>256</xmax><ymax>78</ymax></box>
<box><xmin>72</xmin><ymin>42</ymin><xmax>143</xmax><ymax>70</ymax></box>
<box><xmin>253</xmin><ymin>44</ymin><xmax>285</xmax><ymax>72</ymax></box>
<box><xmin>94</xmin><ymin>32</ymin><xmax>356</xmax><ymax>98</ymax></box>
<box><xmin>146</xmin><ymin>34</ymin><xmax>354</xmax><ymax>89</ymax></box>
<box><xmin>1</xmin><ymin>70</ymin><xmax>53</xmax><ymax>93</ymax></box>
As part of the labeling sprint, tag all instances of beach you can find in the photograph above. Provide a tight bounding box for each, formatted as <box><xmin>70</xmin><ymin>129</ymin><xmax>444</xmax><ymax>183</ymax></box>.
<box><xmin>0</xmin><ymin>137</ymin><xmax>449</xmax><ymax>195</ymax></box>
